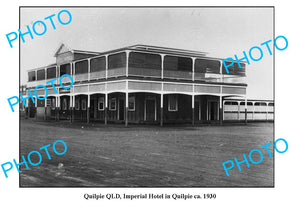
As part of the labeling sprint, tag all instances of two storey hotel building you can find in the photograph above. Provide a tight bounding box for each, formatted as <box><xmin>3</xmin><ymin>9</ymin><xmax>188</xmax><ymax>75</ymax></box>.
<box><xmin>25</xmin><ymin>44</ymin><xmax>271</xmax><ymax>125</ymax></box>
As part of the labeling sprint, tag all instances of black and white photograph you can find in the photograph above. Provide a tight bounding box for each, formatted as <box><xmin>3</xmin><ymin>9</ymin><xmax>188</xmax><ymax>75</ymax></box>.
<box><xmin>19</xmin><ymin>7</ymin><xmax>274</xmax><ymax>187</ymax></box>
<box><xmin>2</xmin><ymin>0</ymin><xmax>300</xmax><ymax>212</ymax></box>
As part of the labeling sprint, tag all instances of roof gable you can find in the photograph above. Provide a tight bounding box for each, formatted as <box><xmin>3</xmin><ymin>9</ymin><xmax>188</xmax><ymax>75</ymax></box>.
<box><xmin>54</xmin><ymin>43</ymin><xmax>73</xmax><ymax>57</ymax></box>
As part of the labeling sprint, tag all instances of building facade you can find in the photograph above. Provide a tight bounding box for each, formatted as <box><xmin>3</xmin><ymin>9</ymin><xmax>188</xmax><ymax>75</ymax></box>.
<box><xmin>24</xmin><ymin>44</ymin><xmax>272</xmax><ymax>125</ymax></box>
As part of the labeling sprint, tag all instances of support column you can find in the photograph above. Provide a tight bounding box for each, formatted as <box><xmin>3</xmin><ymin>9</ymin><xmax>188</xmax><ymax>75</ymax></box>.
<box><xmin>35</xmin><ymin>97</ymin><xmax>38</xmax><ymax>120</ymax></box>
<box><xmin>72</xmin><ymin>96</ymin><xmax>75</xmax><ymax>123</ymax></box>
<box><xmin>88</xmin><ymin>59</ymin><xmax>90</xmax><ymax>81</ymax></box>
<box><xmin>192</xmin><ymin>58</ymin><xmax>195</xmax><ymax>124</ymax></box>
<box><xmin>161</xmin><ymin>54</ymin><xmax>165</xmax><ymax>79</ymax></box>
<box><xmin>25</xmin><ymin>98</ymin><xmax>29</xmax><ymax>118</ymax></box>
<box><xmin>56</xmin><ymin>96</ymin><xmax>60</xmax><ymax>121</ymax></box>
<box><xmin>54</xmin><ymin>97</ymin><xmax>57</xmax><ymax>121</ymax></box>
<box><xmin>105</xmin><ymin>55</ymin><xmax>108</xmax><ymax>79</ymax></box>
<box><xmin>44</xmin><ymin>97</ymin><xmax>47</xmax><ymax>120</ymax></box>
<box><xmin>192</xmin><ymin>57</ymin><xmax>195</xmax><ymax>81</ymax></box>
<box><xmin>245</xmin><ymin>97</ymin><xmax>248</xmax><ymax>124</ymax></box>
<box><xmin>125</xmin><ymin>92</ymin><xmax>128</xmax><ymax>126</ymax></box>
<box><xmin>70</xmin><ymin>96</ymin><xmax>73</xmax><ymax>123</ymax></box>
<box><xmin>87</xmin><ymin>95</ymin><xmax>90</xmax><ymax>124</ymax></box>
<box><xmin>192</xmin><ymin>95</ymin><xmax>195</xmax><ymax>125</ymax></box>
<box><xmin>57</xmin><ymin>96</ymin><xmax>60</xmax><ymax>121</ymax></box>
<box><xmin>219</xmin><ymin>96</ymin><xmax>223</xmax><ymax>125</ymax></box>
<box><xmin>125</xmin><ymin>51</ymin><xmax>130</xmax><ymax>77</ymax></box>
<box><xmin>219</xmin><ymin>60</ymin><xmax>223</xmax><ymax>125</ymax></box>
<box><xmin>105</xmin><ymin>93</ymin><xmax>108</xmax><ymax>125</ymax></box>
<box><xmin>160</xmin><ymin>93</ymin><xmax>164</xmax><ymax>126</ymax></box>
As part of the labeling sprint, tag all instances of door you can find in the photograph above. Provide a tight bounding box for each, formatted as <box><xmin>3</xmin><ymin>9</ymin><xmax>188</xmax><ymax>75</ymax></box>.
<box><xmin>145</xmin><ymin>99</ymin><xmax>156</xmax><ymax>121</ymax></box>
<box><xmin>119</xmin><ymin>99</ymin><xmax>125</xmax><ymax>121</ymax></box>
<box><xmin>195</xmin><ymin>100</ymin><xmax>200</xmax><ymax>121</ymax></box>
<box><xmin>208</xmin><ymin>101</ymin><xmax>218</xmax><ymax>121</ymax></box>
<box><xmin>90</xmin><ymin>99</ymin><xmax>95</xmax><ymax>119</ymax></box>
<box><xmin>28</xmin><ymin>98</ymin><xmax>36</xmax><ymax>118</ymax></box>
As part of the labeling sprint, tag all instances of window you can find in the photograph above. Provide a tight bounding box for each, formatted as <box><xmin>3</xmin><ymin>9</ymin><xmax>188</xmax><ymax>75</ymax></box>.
<box><xmin>108</xmin><ymin>53</ymin><xmax>126</xmax><ymax>69</ymax></box>
<box><xmin>164</xmin><ymin>56</ymin><xmax>192</xmax><ymax>71</ymax></box>
<box><xmin>47</xmin><ymin>67</ymin><xmax>56</xmax><ymax>79</ymax></box>
<box><xmin>75</xmin><ymin>98</ymin><xmax>80</xmax><ymax>110</ymax></box>
<box><xmin>62</xmin><ymin>98</ymin><xmax>68</xmax><ymax>110</ymax></box>
<box><xmin>222</xmin><ymin>62</ymin><xmax>246</xmax><ymax>75</ymax></box>
<box><xmin>75</xmin><ymin>60</ymin><xmax>88</xmax><ymax>74</ymax></box>
<box><xmin>28</xmin><ymin>71</ymin><xmax>36</xmax><ymax>81</ymax></box>
<box><xmin>129</xmin><ymin>52</ymin><xmax>161</xmax><ymax>69</ymax></box>
<box><xmin>128</xmin><ymin>96</ymin><xmax>135</xmax><ymax>111</ymax></box>
<box><xmin>91</xmin><ymin>57</ymin><xmax>106</xmax><ymax>72</ymax></box>
<box><xmin>59</xmin><ymin>64</ymin><xmax>71</xmax><ymax>76</ymax></box>
<box><xmin>81</xmin><ymin>98</ymin><xmax>87</xmax><ymax>110</ymax></box>
<box><xmin>37</xmin><ymin>69</ymin><xmax>45</xmax><ymax>80</ymax></box>
<box><xmin>109</xmin><ymin>98</ymin><xmax>116</xmax><ymax>111</ymax></box>
<box><xmin>46</xmin><ymin>99</ymin><xmax>51</xmax><ymax>107</ymax></box>
<box><xmin>234</xmin><ymin>63</ymin><xmax>246</xmax><ymax>74</ymax></box>
<box><xmin>168</xmin><ymin>95</ymin><xmax>178</xmax><ymax>111</ymax></box>
<box><xmin>37</xmin><ymin>99</ymin><xmax>45</xmax><ymax>107</ymax></box>
<box><xmin>98</xmin><ymin>97</ymin><xmax>105</xmax><ymax>110</ymax></box>
<box><xmin>195</xmin><ymin>59</ymin><xmax>220</xmax><ymax>73</ymax></box>
<box><xmin>60</xmin><ymin>64</ymin><xmax>71</xmax><ymax>76</ymax></box>
<box><xmin>51</xmin><ymin>98</ymin><xmax>56</xmax><ymax>109</ymax></box>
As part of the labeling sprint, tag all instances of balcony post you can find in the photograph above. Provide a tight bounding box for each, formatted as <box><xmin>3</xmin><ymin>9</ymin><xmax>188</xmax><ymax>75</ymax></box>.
<box><xmin>161</xmin><ymin>54</ymin><xmax>165</xmax><ymax>79</ymax></box>
<box><xmin>88</xmin><ymin>58</ymin><xmax>90</xmax><ymax>81</ymax></box>
<box><xmin>35</xmin><ymin>97</ymin><xmax>37</xmax><ymax>120</ymax></box>
<box><xmin>25</xmin><ymin>97</ymin><xmax>29</xmax><ymax>119</ymax></box>
<box><xmin>57</xmin><ymin>65</ymin><xmax>60</xmax><ymax>85</ymax></box>
<box><xmin>73</xmin><ymin>62</ymin><xmax>76</xmax><ymax>82</ymax></box>
<box><xmin>105</xmin><ymin>55</ymin><xmax>108</xmax><ymax>79</ymax></box>
<box><xmin>54</xmin><ymin>97</ymin><xmax>57</xmax><ymax>121</ymax></box>
<box><xmin>56</xmin><ymin>96</ymin><xmax>60</xmax><ymax>121</ymax></box>
<box><xmin>125</xmin><ymin>92</ymin><xmax>128</xmax><ymax>127</ymax></box>
<box><xmin>192</xmin><ymin>94</ymin><xmax>195</xmax><ymax>125</ymax></box>
<box><xmin>87</xmin><ymin>94</ymin><xmax>90</xmax><ymax>124</ymax></box>
<box><xmin>44</xmin><ymin>97</ymin><xmax>47</xmax><ymax>120</ymax></box>
<box><xmin>192</xmin><ymin>57</ymin><xmax>195</xmax><ymax>81</ymax></box>
<box><xmin>125</xmin><ymin>51</ymin><xmax>130</xmax><ymax>77</ymax></box>
<box><xmin>219</xmin><ymin>60</ymin><xmax>223</xmax><ymax>125</ymax></box>
<box><xmin>219</xmin><ymin>96</ymin><xmax>223</xmax><ymax>125</ymax></box>
<box><xmin>70</xmin><ymin>95</ymin><xmax>72</xmax><ymax>123</ymax></box>
<box><xmin>105</xmin><ymin>93</ymin><xmax>108</xmax><ymax>125</ymax></box>
<box><xmin>160</xmin><ymin>93</ymin><xmax>164</xmax><ymax>126</ymax></box>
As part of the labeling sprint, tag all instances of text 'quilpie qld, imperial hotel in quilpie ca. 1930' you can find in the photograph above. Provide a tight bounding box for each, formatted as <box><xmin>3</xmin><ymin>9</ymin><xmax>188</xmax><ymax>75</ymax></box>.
<box><xmin>24</xmin><ymin>44</ymin><xmax>274</xmax><ymax>125</ymax></box>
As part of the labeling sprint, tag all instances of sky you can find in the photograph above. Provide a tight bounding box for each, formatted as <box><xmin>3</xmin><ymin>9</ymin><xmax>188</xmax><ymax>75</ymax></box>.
<box><xmin>20</xmin><ymin>7</ymin><xmax>273</xmax><ymax>100</ymax></box>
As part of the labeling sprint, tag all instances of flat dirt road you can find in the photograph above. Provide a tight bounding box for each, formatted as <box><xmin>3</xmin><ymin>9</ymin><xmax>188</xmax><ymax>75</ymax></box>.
<box><xmin>20</xmin><ymin>119</ymin><xmax>274</xmax><ymax>187</ymax></box>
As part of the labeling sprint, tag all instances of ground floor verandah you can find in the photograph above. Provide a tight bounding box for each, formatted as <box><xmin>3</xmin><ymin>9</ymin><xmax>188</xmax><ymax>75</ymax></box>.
<box><xmin>25</xmin><ymin>92</ymin><xmax>241</xmax><ymax>125</ymax></box>
<box><xmin>24</xmin><ymin>78</ymin><xmax>250</xmax><ymax>125</ymax></box>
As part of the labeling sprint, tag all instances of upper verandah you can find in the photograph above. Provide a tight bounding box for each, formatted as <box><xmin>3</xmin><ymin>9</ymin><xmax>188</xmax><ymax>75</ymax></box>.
<box><xmin>26</xmin><ymin>44</ymin><xmax>247</xmax><ymax>85</ymax></box>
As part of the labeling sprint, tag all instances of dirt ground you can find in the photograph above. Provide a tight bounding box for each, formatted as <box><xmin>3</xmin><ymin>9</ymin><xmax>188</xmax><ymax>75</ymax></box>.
<box><xmin>19</xmin><ymin>119</ymin><xmax>274</xmax><ymax>187</ymax></box>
